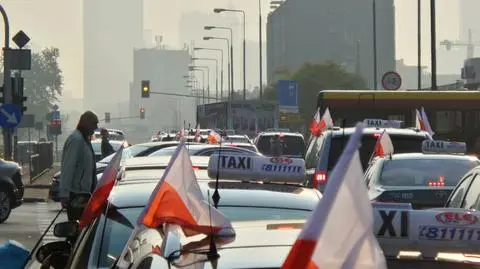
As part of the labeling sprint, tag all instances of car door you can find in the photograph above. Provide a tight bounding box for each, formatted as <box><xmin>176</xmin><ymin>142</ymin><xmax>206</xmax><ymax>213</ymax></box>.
<box><xmin>445</xmin><ymin>172</ymin><xmax>475</xmax><ymax>208</ymax></box>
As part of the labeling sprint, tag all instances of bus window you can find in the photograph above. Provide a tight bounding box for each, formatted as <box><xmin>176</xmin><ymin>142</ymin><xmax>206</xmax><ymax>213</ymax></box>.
<box><xmin>436</xmin><ymin>111</ymin><xmax>461</xmax><ymax>133</ymax></box>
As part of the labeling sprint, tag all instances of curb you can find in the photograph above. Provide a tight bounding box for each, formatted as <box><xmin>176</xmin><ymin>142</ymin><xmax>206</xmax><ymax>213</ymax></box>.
<box><xmin>24</xmin><ymin>184</ymin><xmax>51</xmax><ymax>189</ymax></box>
<box><xmin>23</xmin><ymin>197</ymin><xmax>48</xmax><ymax>203</ymax></box>
<box><xmin>29</xmin><ymin>168</ymin><xmax>51</xmax><ymax>184</ymax></box>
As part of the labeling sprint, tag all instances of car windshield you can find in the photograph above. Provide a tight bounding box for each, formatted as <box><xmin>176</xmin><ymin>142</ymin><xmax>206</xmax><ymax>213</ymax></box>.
<box><xmin>256</xmin><ymin>135</ymin><xmax>305</xmax><ymax>157</ymax></box>
<box><xmin>96</xmin><ymin>206</ymin><xmax>311</xmax><ymax>267</ymax></box>
<box><xmin>99</xmin><ymin>144</ymin><xmax>149</xmax><ymax>163</ymax></box>
<box><xmin>327</xmin><ymin>134</ymin><xmax>426</xmax><ymax>171</ymax></box>
<box><xmin>379</xmin><ymin>158</ymin><xmax>479</xmax><ymax>187</ymax></box>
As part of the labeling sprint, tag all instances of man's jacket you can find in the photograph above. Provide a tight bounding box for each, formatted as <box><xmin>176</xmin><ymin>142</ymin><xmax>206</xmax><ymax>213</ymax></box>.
<box><xmin>59</xmin><ymin>129</ymin><xmax>95</xmax><ymax>199</ymax></box>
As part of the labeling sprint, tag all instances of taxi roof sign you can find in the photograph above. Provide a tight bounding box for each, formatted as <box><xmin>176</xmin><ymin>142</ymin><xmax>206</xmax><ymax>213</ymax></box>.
<box><xmin>421</xmin><ymin>140</ymin><xmax>466</xmax><ymax>154</ymax></box>
<box><xmin>207</xmin><ymin>154</ymin><xmax>305</xmax><ymax>183</ymax></box>
<box><xmin>363</xmin><ymin>119</ymin><xmax>402</xmax><ymax>129</ymax></box>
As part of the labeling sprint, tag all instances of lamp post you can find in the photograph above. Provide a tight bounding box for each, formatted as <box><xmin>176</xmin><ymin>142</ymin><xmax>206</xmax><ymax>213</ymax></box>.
<box><xmin>192</xmin><ymin>57</ymin><xmax>219</xmax><ymax>101</ymax></box>
<box><xmin>194</xmin><ymin>47</ymin><xmax>224</xmax><ymax>100</ymax></box>
<box><xmin>190</xmin><ymin>65</ymin><xmax>210</xmax><ymax>103</ymax></box>
<box><xmin>203</xmin><ymin>36</ymin><xmax>233</xmax><ymax>100</ymax></box>
<box><xmin>213</xmin><ymin>8</ymin><xmax>246</xmax><ymax>100</ymax></box>
<box><xmin>184</xmin><ymin>74</ymin><xmax>203</xmax><ymax>105</ymax></box>
<box><xmin>258</xmin><ymin>0</ymin><xmax>263</xmax><ymax>101</ymax></box>
<box><xmin>204</xmin><ymin>26</ymin><xmax>234</xmax><ymax>99</ymax></box>
<box><xmin>372</xmin><ymin>0</ymin><xmax>378</xmax><ymax>91</ymax></box>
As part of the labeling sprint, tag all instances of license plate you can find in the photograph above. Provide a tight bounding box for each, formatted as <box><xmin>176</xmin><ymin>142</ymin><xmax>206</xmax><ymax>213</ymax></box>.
<box><xmin>419</xmin><ymin>226</ymin><xmax>480</xmax><ymax>241</ymax></box>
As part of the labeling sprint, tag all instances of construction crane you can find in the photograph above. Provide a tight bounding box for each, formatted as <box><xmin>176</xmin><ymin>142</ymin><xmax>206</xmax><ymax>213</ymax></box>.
<box><xmin>440</xmin><ymin>28</ymin><xmax>480</xmax><ymax>59</ymax></box>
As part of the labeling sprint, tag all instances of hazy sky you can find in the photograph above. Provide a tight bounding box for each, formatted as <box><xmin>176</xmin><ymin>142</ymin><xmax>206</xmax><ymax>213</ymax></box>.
<box><xmin>0</xmin><ymin>0</ymin><xmax>461</xmax><ymax>98</ymax></box>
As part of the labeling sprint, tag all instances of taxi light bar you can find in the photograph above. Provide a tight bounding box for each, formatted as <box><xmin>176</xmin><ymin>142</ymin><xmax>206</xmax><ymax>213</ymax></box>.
<box><xmin>363</xmin><ymin>119</ymin><xmax>402</xmax><ymax>129</ymax></box>
<box><xmin>421</xmin><ymin>140</ymin><xmax>466</xmax><ymax>154</ymax></box>
<box><xmin>207</xmin><ymin>154</ymin><xmax>306</xmax><ymax>183</ymax></box>
<box><xmin>372</xmin><ymin>204</ymin><xmax>480</xmax><ymax>259</ymax></box>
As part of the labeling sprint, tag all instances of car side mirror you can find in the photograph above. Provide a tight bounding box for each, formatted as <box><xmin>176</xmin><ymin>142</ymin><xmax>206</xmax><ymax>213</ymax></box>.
<box><xmin>35</xmin><ymin>241</ymin><xmax>71</xmax><ymax>264</ymax></box>
<box><xmin>54</xmin><ymin>221</ymin><xmax>79</xmax><ymax>238</ymax></box>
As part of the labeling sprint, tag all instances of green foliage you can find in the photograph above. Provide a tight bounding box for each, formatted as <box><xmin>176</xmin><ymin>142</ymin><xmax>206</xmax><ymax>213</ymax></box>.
<box><xmin>263</xmin><ymin>61</ymin><xmax>366</xmax><ymax>120</ymax></box>
<box><xmin>23</xmin><ymin>47</ymin><xmax>63</xmax><ymax>117</ymax></box>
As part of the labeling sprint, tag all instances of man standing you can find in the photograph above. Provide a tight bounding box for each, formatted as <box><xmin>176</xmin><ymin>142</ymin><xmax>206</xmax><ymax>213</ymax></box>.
<box><xmin>100</xmin><ymin>128</ymin><xmax>114</xmax><ymax>159</ymax></box>
<box><xmin>59</xmin><ymin>111</ymin><xmax>99</xmax><ymax>221</ymax></box>
<box><xmin>270</xmin><ymin>134</ymin><xmax>285</xmax><ymax>156</ymax></box>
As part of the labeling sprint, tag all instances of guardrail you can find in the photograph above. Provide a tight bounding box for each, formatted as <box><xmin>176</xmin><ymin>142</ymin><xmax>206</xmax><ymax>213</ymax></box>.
<box><xmin>28</xmin><ymin>142</ymin><xmax>54</xmax><ymax>180</ymax></box>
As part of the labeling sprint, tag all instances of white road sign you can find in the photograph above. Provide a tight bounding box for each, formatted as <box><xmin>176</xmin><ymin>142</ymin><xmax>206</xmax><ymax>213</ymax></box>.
<box><xmin>381</xmin><ymin>71</ymin><xmax>402</xmax><ymax>90</ymax></box>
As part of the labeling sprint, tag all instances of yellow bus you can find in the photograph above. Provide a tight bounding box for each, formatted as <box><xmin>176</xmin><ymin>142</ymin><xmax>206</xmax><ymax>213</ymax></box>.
<box><xmin>317</xmin><ymin>90</ymin><xmax>480</xmax><ymax>152</ymax></box>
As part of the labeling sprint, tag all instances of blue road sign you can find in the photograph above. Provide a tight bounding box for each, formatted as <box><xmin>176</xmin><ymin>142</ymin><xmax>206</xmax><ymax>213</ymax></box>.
<box><xmin>277</xmin><ymin>80</ymin><xmax>299</xmax><ymax>113</ymax></box>
<box><xmin>0</xmin><ymin>104</ymin><xmax>23</xmax><ymax>128</ymax></box>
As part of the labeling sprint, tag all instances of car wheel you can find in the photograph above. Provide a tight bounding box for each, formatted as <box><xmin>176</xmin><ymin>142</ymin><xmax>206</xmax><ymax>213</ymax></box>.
<box><xmin>0</xmin><ymin>189</ymin><xmax>12</xmax><ymax>223</ymax></box>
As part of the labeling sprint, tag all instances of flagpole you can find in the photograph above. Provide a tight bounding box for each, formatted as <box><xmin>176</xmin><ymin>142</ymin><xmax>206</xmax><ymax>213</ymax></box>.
<box><xmin>22</xmin><ymin>207</ymin><xmax>65</xmax><ymax>267</ymax></box>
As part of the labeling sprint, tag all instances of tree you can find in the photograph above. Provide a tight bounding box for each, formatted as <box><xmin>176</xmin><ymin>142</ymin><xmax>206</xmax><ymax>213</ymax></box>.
<box><xmin>263</xmin><ymin>61</ymin><xmax>366</xmax><ymax>120</ymax></box>
<box><xmin>1</xmin><ymin>47</ymin><xmax>63</xmax><ymax>119</ymax></box>
<box><xmin>23</xmin><ymin>47</ymin><xmax>63</xmax><ymax>117</ymax></box>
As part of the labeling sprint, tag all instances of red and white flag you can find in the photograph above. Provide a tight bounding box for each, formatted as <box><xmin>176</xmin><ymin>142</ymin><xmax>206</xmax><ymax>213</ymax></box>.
<box><xmin>79</xmin><ymin>146</ymin><xmax>124</xmax><ymax>228</ymax></box>
<box><xmin>207</xmin><ymin>130</ymin><xmax>221</xmax><ymax>144</ymax></box>
<box><xmin>374</xmin><ymin>131</ymin><xmax>394</xmax><ymax>157</ymax></box>
<box><xmin>137</xmin><ymin>140</ymin><xmax>235</xmax><ymax>237</ymax></box>
<box><xmin>309</xmin><ymin>108</ymin><xmax>333</xmax><ymax>137</ymax></box>
<box><xmin>194</xmin><ymin>124</ymin><xmax>201</xmax><ymax>142</ymax></box>
<box><xmin>416</xmin><ymin>107</ymin><xmax>434</xmax><ymax>136</ymax></box>
<box><xmin>282</xmin><ymin>123</ymin><xmax>386</xmax><ymax>269</ymax></box>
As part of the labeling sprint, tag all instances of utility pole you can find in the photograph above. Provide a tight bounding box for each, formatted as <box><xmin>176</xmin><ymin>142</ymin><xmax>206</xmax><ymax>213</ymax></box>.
<box><xmin>430</xmin><ymin>0</ymin><xmax>437</xmax><ymax>90</ymax></box>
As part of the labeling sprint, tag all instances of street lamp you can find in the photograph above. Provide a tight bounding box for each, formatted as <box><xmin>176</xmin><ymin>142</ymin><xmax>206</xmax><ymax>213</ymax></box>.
<box><xmin>204</xmin><ymin>26</ymin><xmax>234</xmax><ymax>99</ymax></box>
<box><xmin>188</xmin><ymin>70</ymin><xmax>205</xmax><ymax>105</ymax></box>
<box><xmin>213</xmin><ymin>8</ymin><xmax>246</xmax><ymax>100</ymax></box>
<box><xmin>192</xmin><ymin>57</ymin><xmax>219</xmax><ymax>101</ymax></box>
<box><xmin>190</xmin><ymin>65</ymin><xmax>210</xmax><ymax>103</ymax></box>
<box><xmin>258</xmin><ymin>0</ymin><xmax>263</xmax><ymax>100</ymax></box>
<box><xmin>203</xmin><ymin>36</ymin><xmax>234</xmax><ymax>100</ymax></box>
<box><xmin>194</xmin><ymin>47</ymin><xmax>225</xmax><ymax>100</ymax></box>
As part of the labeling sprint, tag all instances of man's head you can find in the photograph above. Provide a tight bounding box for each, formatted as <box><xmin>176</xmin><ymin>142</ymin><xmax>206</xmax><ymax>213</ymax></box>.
<box><xmin>77</xmin><ymin>111</ymin><xmax>99</xmax><ymax>136</ymax></box>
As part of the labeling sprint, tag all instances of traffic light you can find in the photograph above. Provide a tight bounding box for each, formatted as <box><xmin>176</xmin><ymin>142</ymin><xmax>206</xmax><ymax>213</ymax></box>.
<box><xmin>105</xmin><ymin>112</ymin><xmax>111</xmax><ymax>123</ymax></box>
<box><xmin>140</xmin><ymin>107</ymin><xmax>145</xmax><ymax>119</ymax></box>
<box><xmin>11</xmin><ymin>77</ymin><xmax>27</xmax><ymax>114</ymax></box>
<box><xmin>141</xmin><ymin>80</ymin><xmax>150</xmax><ymax>98</ymax></box>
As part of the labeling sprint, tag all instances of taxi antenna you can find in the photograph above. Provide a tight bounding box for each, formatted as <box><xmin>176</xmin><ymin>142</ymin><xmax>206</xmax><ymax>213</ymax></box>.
<box><xmin>206</xmin><ymin>190</ymin><xmax>220</xmax><ymax>260</ymax></box>
<box><xmin>212</xmin><ymin>143</ymin><xmax>221</xmax><ymax>209</ymax></box>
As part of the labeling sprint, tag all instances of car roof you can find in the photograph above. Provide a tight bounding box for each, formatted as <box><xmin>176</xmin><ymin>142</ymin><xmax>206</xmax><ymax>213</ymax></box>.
<box><xmin>137</xmin><ymin>220</ymin><xmax>303</xmax><ymax>269</ymax></box>
<box><xmin>91</xmin><ymin>139</ymin><xmax>126</xmax><ymax>145</ymax></box>
<box><xmin>123</xmin><ymin>156</ymin><xmax>210</xmax><ymax>170</ymax></box>
<box><xmin>382</xmin><ymin>153</ymin><xmax>479</xmax><ymax>161</ymax></box>
<box><xmin>258</xmin><ymin>132</ymin><xmax>304</xmax><ymax>137</ymax></box>
<box><xmin>110</xmin><ymin>172</ymin><xmax>321</xmax><ymax>209</ymax></box>
<box><xmin>134</xmin><ymin>141</ymin><xmax>203</xmax><ymax>147</ymax></box>
<box><xmin>328</xmin><ymin>127</ymin><xmax>429</xmax><ymax>137</ymax></box>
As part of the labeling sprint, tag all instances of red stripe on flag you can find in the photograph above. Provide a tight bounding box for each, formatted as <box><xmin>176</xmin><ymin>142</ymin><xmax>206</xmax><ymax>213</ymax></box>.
<box><xmin>140</xmin><ymin>182</ymin><xmax>221</xmax><ymax>236</ymax></box>
<box><xmin>281</xmin><ymin>239</ymin><xmax>319</xmax><ymax>269</ymax></box>
<box><xmin>79</xmin><ymin>168</ymin><xmax>117</xmax><ymax>228</ymax></box>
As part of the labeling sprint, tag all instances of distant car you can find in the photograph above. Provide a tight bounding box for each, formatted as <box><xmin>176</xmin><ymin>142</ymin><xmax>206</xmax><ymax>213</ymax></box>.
<box><xmin>222</xmin><ymin>134</ymin><xmax>252</xmax><ymax>144</ymax></box>
<box><xmin>90</xmin><ymin>139</ymin><xmax>128</xmax><ymax>162</ymax></box>
<box><xmin>148</xmin><ymin>144</ymin><xmax>262</xmax><ymax>157</ymax></box>
<box><xmin>93</xmin><ymin>128</ymin><xmax>126</xmax><ymax>141</ymax></box>
<box><xmin>0</xmin><ymin>159</ymin><xmax>24</xmax><ymax>223</ymax></box>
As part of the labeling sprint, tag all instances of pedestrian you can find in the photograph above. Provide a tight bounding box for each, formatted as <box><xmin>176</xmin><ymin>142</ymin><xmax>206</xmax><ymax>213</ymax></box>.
<box><xmin>59</xmin><ymin>111</ymin><xmax>99</xmax><ymax>221</ymax></box>
<box><xmin>100</xmin><ymin>128</ymin><xmax>115</xmax><ymax>158</ymax></box>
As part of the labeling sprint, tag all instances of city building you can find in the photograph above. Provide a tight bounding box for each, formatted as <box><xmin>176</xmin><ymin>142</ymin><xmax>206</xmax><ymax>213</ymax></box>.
<box><xmin>129</xmin><ymin>42</ymin><xmax>194</xmax><ymax>131</ymax></box>
<box><xmin>266</xmin><ymin>0</ymin><xmax>396</xmax><ymax>89</ymax></box>
<box><xmin>83</xmin><ymin>0</ymin><xmax>144</xmax><ymax>113</ymax></box>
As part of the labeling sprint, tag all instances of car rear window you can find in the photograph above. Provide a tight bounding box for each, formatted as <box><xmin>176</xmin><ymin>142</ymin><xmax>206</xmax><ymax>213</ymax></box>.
<box><xmin>256</xmin><ymin>135</ymin><xmax>305</xmax><ymax>157</ymax></box>
<box><xmin>379</xmin><ymin>158</ymin><xmax>479</xmax><ymax>187</ymax></box>
<box><xmin>327</xmin><ymin>134</ymin><xmax>426</xmax><ymax>171</ymax></box>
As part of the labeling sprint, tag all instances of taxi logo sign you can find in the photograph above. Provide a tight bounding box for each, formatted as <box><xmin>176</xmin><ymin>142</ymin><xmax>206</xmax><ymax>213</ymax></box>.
<box><xmin>435</xmin><ymin>212</ymin><xmax>478</xmax><ymax>225</ymax></box>
<box><xmin>270</xmin><ymin>157</ymin><xmax>293</xmax><ymax>165</ymax></box>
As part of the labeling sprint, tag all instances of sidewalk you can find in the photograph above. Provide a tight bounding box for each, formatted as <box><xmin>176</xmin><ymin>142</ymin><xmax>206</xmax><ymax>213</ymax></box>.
<box><xmin>22</xmin><ymin>163</ymin><xmax>60</xmax><ymax>203</ymax></box>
